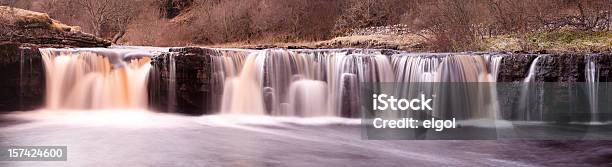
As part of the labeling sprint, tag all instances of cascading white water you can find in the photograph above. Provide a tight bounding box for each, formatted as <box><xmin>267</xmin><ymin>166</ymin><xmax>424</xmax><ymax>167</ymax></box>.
<box><xmin>167</xmin><ymin>52</ymin><xmax>177</xmax><ymax>112</ymax></box>
<box><xmin>214</xmin><ymin>50</ymin><xmax>501</xmax><ymax>119</ymax></box>
<box><xmin>216</xmin><ymin>49</ymin><xmax>395</xmax><ymax>117</ymax></box>
<box><xmin>39</xmin><ymin>48</ymin><xmax>155</xmax><ymax>110</ymax></box>
<box><xmin>391</xmin><ymin>54</ymin><xmax>442</xmax><ymax>82</ymax></box>
<box><xmin>520</xmin><ymin>55</ymin><xmax>545</xmax><ymax>120</ymax></box>
<box><xmin>220</xmin><ymin>52</ymin><xmax>266</xmax><ymax>115</ymax></box>
<box><xmin>484</xmin><ymin>54</ymin><xmax>504</xmax><ymax>81</ymax></box>
<box><xmin>585</xmin><ymin>55</ymin><xmax>600</xmax><ymax>122</ymax></box>
<box><xmin>37</xmin><ymin>47</ymin><xmax>506</xmax><ymax>119</ymax></box>
<box><xmin>389</xmin><ymin>54</ymin><xmax>499</xmax><ymax>119</ymax></box>
<box><xmin>524</xmin><ymin>56</ymin><xmax>544</xmax><ymax>82</ymax></box>
<box><xmin>33</xmin><ymin>46</ymin><xmax>607</xmax><ymax>124</ymax></box>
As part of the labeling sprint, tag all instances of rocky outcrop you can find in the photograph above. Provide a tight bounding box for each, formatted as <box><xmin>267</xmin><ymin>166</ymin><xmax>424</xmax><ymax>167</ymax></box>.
<box><xmin>496</xmin><ymin>54</ymin><xmax>538</xmax><ymax>82</ymax></box>
<box><xmin>497</xmin><ymin>53</ymin><xmax>612</xmax><ymax>82</ymax></box>
<box><xmin>0</xmin><ymin>44</ymin><xmax>45</xmax><ymax>111</ymax></box>
<box><xmin>496</xmin><ymin>53</ymin><xmax>612</xmax><ymax>121</ymax></box>
<box><xmin>0</xmin><ymin>6</ymin><xmax>110</xmax><ymax>47</ymax></box>
<box><xmin>149</xmin><ymin>47</ymin><xmax>215</xmax><ymax>115</ymax></box>
<box><xmin>0</xmin><ymin>6</ymin><xmax>110</xmax><ymax>112</ymax></box>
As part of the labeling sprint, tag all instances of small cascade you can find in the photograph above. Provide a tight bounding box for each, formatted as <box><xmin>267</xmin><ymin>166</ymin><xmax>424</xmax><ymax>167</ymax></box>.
<box><xmin>216</xmin><ymin>49</ymin><xmax>394</xmax><ymax>117</ymax></box>
<box><xmin>391</xmin><ymin>54</ymin><xmax>442</xmax><ymax>82</ymax></box>
<box><xmin>585</xmin><ymin>54</ymin><xmax>600</xmax><ymax>122</ymax></box>
<box><xmin>210</xmin><ymin>49</ymin><xmax>250</xmax><ymax>112</ymax></box>
<box><xmin>524</xmin><ymin>56</ymin><xmax>544</xmax><ymax>82</ymax></box>
<box><xmin>167</xmin><ymin>52</ymin><xmax>177</xmax><ymax>112</ymax></box>
<box><xmin>220</xmin><ymin>51</ymin><xmax>266</xmax><ymax>115</ymax></box>
<box><xmin>39</xmin><ymin>48</ymin><xmax>155</xmax><ymax>110</ymax></box>
<box><xmin>213</xmin><ymin>50</ymin><xmax>500</xmax><ymax>119</ymax></box>
<box><xmin>390</xmin><ymin>53</ymin><xmax>499</xmax><ymax>120</ymax></box>
<box><xmin>391</xmin><ymin>54</ymin><xmax>498</xmax><ymax>83</ymax></box>
<box><xmin>484</xmin><ymin>54</ymin><xmax>504</xmax><ymax>81</ymax></box>
<box><xmin>518</xmin><ymin>55</ymin><xmax>544</xmax><ymax>120</ymax></box>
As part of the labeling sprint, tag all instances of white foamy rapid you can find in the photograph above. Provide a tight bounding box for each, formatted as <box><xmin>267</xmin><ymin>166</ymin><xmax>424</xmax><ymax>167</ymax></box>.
<box><xmin>213</xmin><ymin>50</ymin><xmax>503</xmax><ymax>119</ymax></box>
<box><xmin>39</xmin><ymin>48</ymin><xmax>156</xmax><ymax>110</ymax></box>
<box><xmin>37</xmin><ymin>48</ymin><xmax>510</xmax><ymax>121</ymax></box>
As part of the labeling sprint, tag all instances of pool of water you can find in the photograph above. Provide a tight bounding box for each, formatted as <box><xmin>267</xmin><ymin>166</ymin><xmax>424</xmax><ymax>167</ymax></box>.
<box><xmin>1</xmin><ymin>111</ymin><xmax>611</xmax><ymax>166</ymax></box>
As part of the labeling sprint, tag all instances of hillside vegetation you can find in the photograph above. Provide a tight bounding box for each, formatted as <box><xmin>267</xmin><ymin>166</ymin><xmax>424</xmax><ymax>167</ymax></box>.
<box><xmin>2</xmin><ymin>0</ymin><xmax>610</xmax><ymax>52</ymax></box>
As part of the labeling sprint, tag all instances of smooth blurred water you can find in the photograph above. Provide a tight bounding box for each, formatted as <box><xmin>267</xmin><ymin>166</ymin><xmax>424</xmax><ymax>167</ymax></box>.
<box><xmin>1</xmin><ymin>111</ymin><xmax>611</xmax><ymax>167</ymax></box>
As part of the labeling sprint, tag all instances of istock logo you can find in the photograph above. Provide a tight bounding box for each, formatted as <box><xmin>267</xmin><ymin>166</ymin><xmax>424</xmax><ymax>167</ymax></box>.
<box><xmin>372</xmin><ymin>94</ymin><xmax>433</xmax><ymax>111</ymax></box>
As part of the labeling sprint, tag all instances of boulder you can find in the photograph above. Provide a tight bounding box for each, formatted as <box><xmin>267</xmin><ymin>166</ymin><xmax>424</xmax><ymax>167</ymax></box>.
<box><xmin>0</xmin><ymin>6</ymin><xmax>110</xmax><ymax>48</ymax></box>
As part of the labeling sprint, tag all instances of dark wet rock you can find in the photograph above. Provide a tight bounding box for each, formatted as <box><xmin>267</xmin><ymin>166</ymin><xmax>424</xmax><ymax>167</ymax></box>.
<box><xmin>149</xmin><ymin>47</ymin><xmax>215</xmax><ymax>115</ymax></box>
<box><xmin>586</xmin><ymin>53</ymin><xmax>612</xmax><ymax>82</ymax></box>
<box><xmin>497</xmin><ymin>54</ymin><xmax>539</xmax><ymax>82</ymax></box>
<box><xmin>497</xmin><ymin>52</ymin><xmax>612</xmax><ymax>121</ymax></box>
<box><xmin>287</xmin><ymin>45</ymin><xmax>313</xmax><ymax>49</ymax></box>
<box><xmin>0</xmin><ymin>44</ymin><xmax>45</xmax><ymax>111</ymax></box>
<box><xmin>340</xmin><ymin>74</ymin><xmax>360</xmax><ymax>118</ymax></box>
<box><xmin>532</xmin><ymin>54</ymin><xmax>586</xmax><ymax>82</ymax></box>
<box><xmin>497</xmin><ymin>53</ymin><xmax>612</xmax><ymax>82</ymax></box>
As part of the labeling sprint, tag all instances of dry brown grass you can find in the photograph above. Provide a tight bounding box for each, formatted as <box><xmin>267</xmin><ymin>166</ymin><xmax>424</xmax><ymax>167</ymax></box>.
<box><xmin>201</xmin><ymin>33</ymin><xmax>429</xmax><ymax>51</ymax></box>
<box><xmin>315</xmin><ymin>34</ymin><xmax>428</xmax><ymax>51</ymax></box>
<box><xmin>0</xmin><ymin>6</ymin><xmax>76</xmax><ymax>32</ymax></box>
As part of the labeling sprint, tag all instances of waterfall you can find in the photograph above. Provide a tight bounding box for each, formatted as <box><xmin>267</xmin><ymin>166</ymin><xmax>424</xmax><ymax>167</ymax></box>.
<box><xmin>524</xmin><ymin>56</ymin><xmax>544</xmax><ymax>82</ymax></box>
<box><xmin>519</xmin><ymin>55</ymin><xmax>544</xmax><ymax>120</ymax></box>
<box><xmin>30</xmin><ymin>47</ymin><xmax>608</xmax><ymax>123</ymax></box>
<box><xmin>389</xmin><ymin>54</ymin><xmax>499</xmax><ymax>119</ymax></box>
<box><xmin>214</xmin><ymin>50</ymin><xmax>499</xmax><ymax>119</ymax></box>
<box><xmin>586</xmin><ymin>54</ymin><xmax>600</xmax><ymax>122</ymax></box>
<box><xmin>220</xmin><ymin>51</ymin><xmax>266</xmax><ymax>115</ymax></box>
<box><xmin>484</xmin><ymin>54</ymin><xmax>503</xmax><ymax>81</ymax></box>
<box><xmin>391</xmin><ymin>54</ymin><xmax>442</xmax><ymax>82</ymax></box>
<box><xmin>215</xmin><ymin>49</ymin><xmax>394</xmax><ymax>117</ymax></box>
<box><xmin>39</xmin><ymin>48</ymin><xmax>155</xmax><ymax>110</ymax></box>
<box><xmin>167</xmin><ymin>52</ymin><xmax>177</xmax><ymax>112</ymax></box>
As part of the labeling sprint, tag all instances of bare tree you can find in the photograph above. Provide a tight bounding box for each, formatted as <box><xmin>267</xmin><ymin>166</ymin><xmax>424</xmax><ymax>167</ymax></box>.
<box><xmin>70</xmin><ymin>0</ymin><xmax>141</xmax><ymax>43</ymax></box>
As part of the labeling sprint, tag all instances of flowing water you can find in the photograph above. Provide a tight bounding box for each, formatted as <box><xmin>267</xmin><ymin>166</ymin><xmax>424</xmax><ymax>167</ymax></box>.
<box><xmin>2</xmin><ymin>48</ymin><xmax>611</xmax><ymax>166</ymax></box>
<box><xmin>214</xmin><ymin>50</ymin><xmax>500</xmax><ymax>118</ymax></box>
<box><xmin>520</xmin><ymin>55</ymin><xmax>606</xmax><ymax>122</ymax></box>
<box><xmin>586</xmin><ymin>55</ymin><xmax>600</xmax><ymax>122</ymax></box>
<box><xmin>35</xmin><ymin>48</ymin><xmax>506</xmax><ymax>117</ymax></box>
<box><xmin>39</xmin><ymin>48</ymin><xmax>157</xmax><ymax>110</ymax></box>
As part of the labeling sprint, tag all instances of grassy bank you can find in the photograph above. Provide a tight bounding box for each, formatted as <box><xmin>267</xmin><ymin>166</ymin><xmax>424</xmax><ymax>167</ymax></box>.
<box><xmin>479</xmin><ymin>29</ymin><xmax>612</xmax><ymax>53</ymax></box>
<box><xmin>205</xmin><ymin>29</ymin><xmax>611</xmax><ymax>53</ymax></box>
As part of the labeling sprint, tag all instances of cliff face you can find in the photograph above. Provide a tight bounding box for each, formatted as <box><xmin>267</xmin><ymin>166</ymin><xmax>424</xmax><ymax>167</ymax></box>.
<box><xmin>149</xmin><ymin>47</ymin><xmax>215</xmax><ymax>115</ymax></box>
<box><xmin>0</xmin><ymin>6</ymin><xmax>111</xmax><ymax>111</ymax></box>
<box><xmin>0</xmin><ymin>44</ymin><xmax>45</xmax><ymax>111</ymax></box>
<box><xmin>497</xmin><ymin>53</ymin><xmax>612</xmax><ymax>82</ymax></box>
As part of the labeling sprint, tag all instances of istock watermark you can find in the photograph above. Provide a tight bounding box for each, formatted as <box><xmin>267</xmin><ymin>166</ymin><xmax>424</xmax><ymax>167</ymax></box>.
<box><xmin>361</xmin><ymin>82</ymin><xmax>612</xmax><ymax>140</ymax></box>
